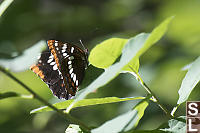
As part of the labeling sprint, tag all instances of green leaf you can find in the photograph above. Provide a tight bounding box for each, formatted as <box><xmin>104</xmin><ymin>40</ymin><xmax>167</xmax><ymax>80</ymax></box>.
<box><xmin>89</xmin><ymin>38</ymin><xmax>128</xmax><ymax>69</ymax></box>
<box><xmin>30</xmin><ymin>96</ymin><xmax>145</xmax><ymax>114</ymax></box>
<box><xmin>121</xmin><ymin>16</ymin><xmax>174</xmax><ymax>74</ymax></box>
<box><xmin>0</xmin><ymin>0</ymin><xmax>13</xmax><ymax>17</ymax></box>
<box><xmin>0</xmin><ymin>92</ymin><xmax>33</xmax><ymax>100</ymax></box>
<box><xmin>65</xmin><ymin>124</ymin><xmax>83</xmax><ymax>133</ymax></box>
<box><xmin>136</xmin><ymin>16</ymin><xmax>174</xmax><ymax>58</ymax></box>
<box><xmin>0</xmin><ymin>40</ymin><xmax>46</xmax><ymax>72</ymax></box>
<box><xmin>66</xmin><ymin>33</ymin><xmax>149</xmax><ymax>112</ymax></box>
<box><xmin>160</xmin><ymin>116</ymin><xmax>186</xmax><ymax>133</ymax></box>
<box><xmin>66</xmin><ymin>16</ymin><xmax>174</xmax><ymax>112</ymax></box>
<box><xmin>177</xmin><ymin>56</ymin><xmax>200</xmax><ymax>104</ymax></box>
<box><xmin>91</xmin><ymin>98</ymin><xmax>149</xmax><ymax>133</ymax></box>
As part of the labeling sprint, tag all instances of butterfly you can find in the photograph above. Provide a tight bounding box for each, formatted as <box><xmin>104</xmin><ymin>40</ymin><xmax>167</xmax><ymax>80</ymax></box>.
<box><xmin>31</xmin><ymin>40</ymin><xmax>89</xmax><ymax>99</ymax></box>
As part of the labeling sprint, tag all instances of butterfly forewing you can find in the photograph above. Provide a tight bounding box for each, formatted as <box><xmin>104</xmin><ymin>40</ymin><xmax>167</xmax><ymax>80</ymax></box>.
<box><xmin>60</xmin><ymin>54</ymin><xmax>86</xmax><ymax>95</ymax></box>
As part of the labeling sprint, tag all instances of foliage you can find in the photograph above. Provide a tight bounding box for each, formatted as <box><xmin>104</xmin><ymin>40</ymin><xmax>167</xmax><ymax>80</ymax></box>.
<box><xmin>31</xmin><ymin>97</ymin><xmax>146</xmax><ymax>114</ymax></box>
<box><xmin>177</xmin><ymin>57</ymin><xmax>200</xmax><ymax>104</ymax></box>
<box><xmin>0</xmin><ymin>0</ymin><xmax>199</xmax><ymax>133</ymax></box>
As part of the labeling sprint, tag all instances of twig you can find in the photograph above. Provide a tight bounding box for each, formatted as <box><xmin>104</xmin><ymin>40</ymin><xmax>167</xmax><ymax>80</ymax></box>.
<box><xmin>141</xmin><ymin>82</ymin><xmax>173</xmax><ymax>119</ymax></box>
<box><xmin>129</xmin><ymin>68</ymin><xmax>173</xmax><ymax>119</ymax></box>
<box><xmin>0</xmin><ymin>67</ymin><xmax>91</xmax><ymax>131</ymax></box>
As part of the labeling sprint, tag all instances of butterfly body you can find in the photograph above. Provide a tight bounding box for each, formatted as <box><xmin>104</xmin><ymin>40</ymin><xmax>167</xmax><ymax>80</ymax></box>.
<box><xmin>31</xmin><ymin>40</ymin><xmax>88</xmax><ymax>99</ymax></box>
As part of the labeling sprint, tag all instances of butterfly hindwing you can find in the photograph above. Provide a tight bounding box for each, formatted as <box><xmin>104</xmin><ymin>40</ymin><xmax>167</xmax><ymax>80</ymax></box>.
<box><xmin>31</xmin><ymin>40</ymin><xmax>88</xmax><ymax>100</ymax></box>
<box><xmin>31</xmin><ymin>50</ymin><xmax>72</xmax><ymax>99</ymax></box>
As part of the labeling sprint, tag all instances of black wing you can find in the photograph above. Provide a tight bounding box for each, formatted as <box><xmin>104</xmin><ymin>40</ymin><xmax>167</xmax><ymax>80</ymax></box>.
<box><xmin>47</xmin><ymin>40</ymin><xmax>88</xmax><ymax>96</ymax></box>
<box><xmin>30</xmin><ymin>50</ymin><xmax>72</xmax><ymax>99</ymax></box>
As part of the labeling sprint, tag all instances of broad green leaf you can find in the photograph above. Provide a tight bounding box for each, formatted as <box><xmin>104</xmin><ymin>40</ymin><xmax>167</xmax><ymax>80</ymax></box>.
<box><xmin>89</xmin><ymin>38</ymin><xmax>128</xmax><ymax>69</ymax></box>
<box><xmin>91</xmin><ymin>99</ymin><xmax>149</xmax><ymax>133</ymax></box>
<box><xmin>65</xmin><ymin>124</ymin><xmax>83</xmax><ymax>133</ymax></box>
<box><xmin>177</xmin><ymin>56</ymin><xmax>200</xmax><ymax>104</ymax></box>
<box><xmin>0</xmin><ymin>0</ymin><xmax>13</xmax><ymax>17</ymax></box>
<box><xmin>0</xmin><ymin>40</ymin><xmax>46</xmax><ymax>72</ymax></box>
<box><xmin>0</xmin><ymin>92</ymin><xmax>33</xmax><ymax>100</ymax></box>
<box><xmin>121</xmin><ymin>16</ymin><xmax>174</xmax><ymax>74</ymax></box>
<box><xmin>160</xmin><ymin>116</ymin><xmax>186</xmax><ymax>133</ymax></box>
<box><xmin>66</xmin><ymin>33</ymin><xmax>149</xmax><ymax>113</ymax></box>
<box><xmin>31</xmin><ymin>96</ymin><xmax>145</xmax><ymax>114</ymax></box>
<box><xmin>136</xmin><ymin>16</ymin><xmax>174</xmax><ymax>58</ymax></box>
<box><xmin>66</xmin><ymin>16</ymin><xmax>173</xmax><ymax>112</ymax></box>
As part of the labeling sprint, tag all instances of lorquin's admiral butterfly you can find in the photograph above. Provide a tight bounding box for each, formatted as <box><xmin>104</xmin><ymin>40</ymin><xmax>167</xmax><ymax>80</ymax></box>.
<box><xmin>31</xmin><ymin>40</ymin><xmax>89</xmax><ymax>100</ymax></box>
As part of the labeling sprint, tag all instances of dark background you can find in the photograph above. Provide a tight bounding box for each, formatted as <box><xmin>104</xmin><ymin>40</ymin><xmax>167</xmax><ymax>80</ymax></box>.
<box><xmin>0</xmin><ymin>0</ymin><xmax>200</xmax><ymax>132</ymax></box>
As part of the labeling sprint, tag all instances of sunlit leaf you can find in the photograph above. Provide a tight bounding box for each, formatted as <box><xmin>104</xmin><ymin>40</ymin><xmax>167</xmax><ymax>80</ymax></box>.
<box><xmin>177</xmin><ymin>56</ymin><xmax>200</xmax><ymax>104</ymax></box>
<box><xmin>31</xmin><ymin>96</ymin><xmax>145</xmax><ymax>114</ymax></box>
<box><xmin>0</xmin><ymin>0</ymin><xmax>13</xmax><ymax>17</ymax></box>
<box><xmin>91</xmin><ymin>99</ymin><xmax>149</xmax><ymax>133</ymax></box>
<box><xmin>89</xmin><ymin>38</ymin><xmax>128</xmax><ymax>69</ymax></box>
<box><xmin>0</xmin><ymin>40</ymin><xmax>46</xmax><ymax>72</ymax></box>
<box><xmin>66</xmin><ymin>16</ymin><xmax>174</xmax><ymax>112</ymax></box>
<box><xmin>66</xmin><ymin>33</ymin><xmax>149</xmax><ymax>112</ymax></box>
<box><xmin>135</xmin><ymin>16</ymin><xmax>174</xmax><ymax>58</ymax></box>
<box><xmin>121</xmin><ymin>16</ymin><xmax>174</xmax><ymax>74</ymax></box>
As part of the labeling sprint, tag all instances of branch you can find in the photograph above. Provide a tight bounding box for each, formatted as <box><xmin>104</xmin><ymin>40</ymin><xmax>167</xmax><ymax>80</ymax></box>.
<box><xmin>141</xmin><ymin>82</ymin><xmax>173</xmax><ymax>119</ymax></box>
<box><xmin>128</xmin><ymin>67</ymin><xmax>173</xmax><ymax>119</ymax></box>
<box><xmin>0</xmin><ymin>67</ymin><xmax>91</xmax><ymax>131</ymax></box>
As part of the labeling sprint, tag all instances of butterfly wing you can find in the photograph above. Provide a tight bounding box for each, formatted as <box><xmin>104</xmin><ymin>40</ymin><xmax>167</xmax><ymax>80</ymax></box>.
<box><xmin>31</xmin><ymin>40</ymin><xmax>88</xmax><ymax>99</ymax></box>
<box><xmin>30</xmin><ymin>50</ymin><xmax>71</xmax><ymax>99</ymax></box>
<box><xmin>60</xmin><ymin>53</ymin><xmax>87</xmax><ymax>95</ymax></box>
<box><xmin>47</xmin><ymin>40</ymin><xmax>88</xmax><ymax>96</ymax></box>
<box><xmin>47</xmin><ymin>40</ymin><xmax>70</xmax><ymax>71</ymax></box>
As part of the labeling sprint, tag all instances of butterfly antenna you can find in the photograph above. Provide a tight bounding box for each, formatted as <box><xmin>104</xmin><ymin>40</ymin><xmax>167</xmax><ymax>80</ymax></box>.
<box><xmin>79</xmin><ymin>39</ymin><xmax>86</xmax><ymax>50</ymax></box>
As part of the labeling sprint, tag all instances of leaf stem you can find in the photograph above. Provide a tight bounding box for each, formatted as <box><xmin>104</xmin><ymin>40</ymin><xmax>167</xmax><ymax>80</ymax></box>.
<box><xmin>128</xmin><ymin>68</ymin><xmax>173</xmax><ymax>119</ymax></box>
<box><xmin>141</xmin><ymin>81</ymin><xmax>173</xmax><ymax>119</ymax></box>
<box><xmin>0</xmin><ymin>67</ymin><xmax>91</xmax><ymax>131</ymax></box>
